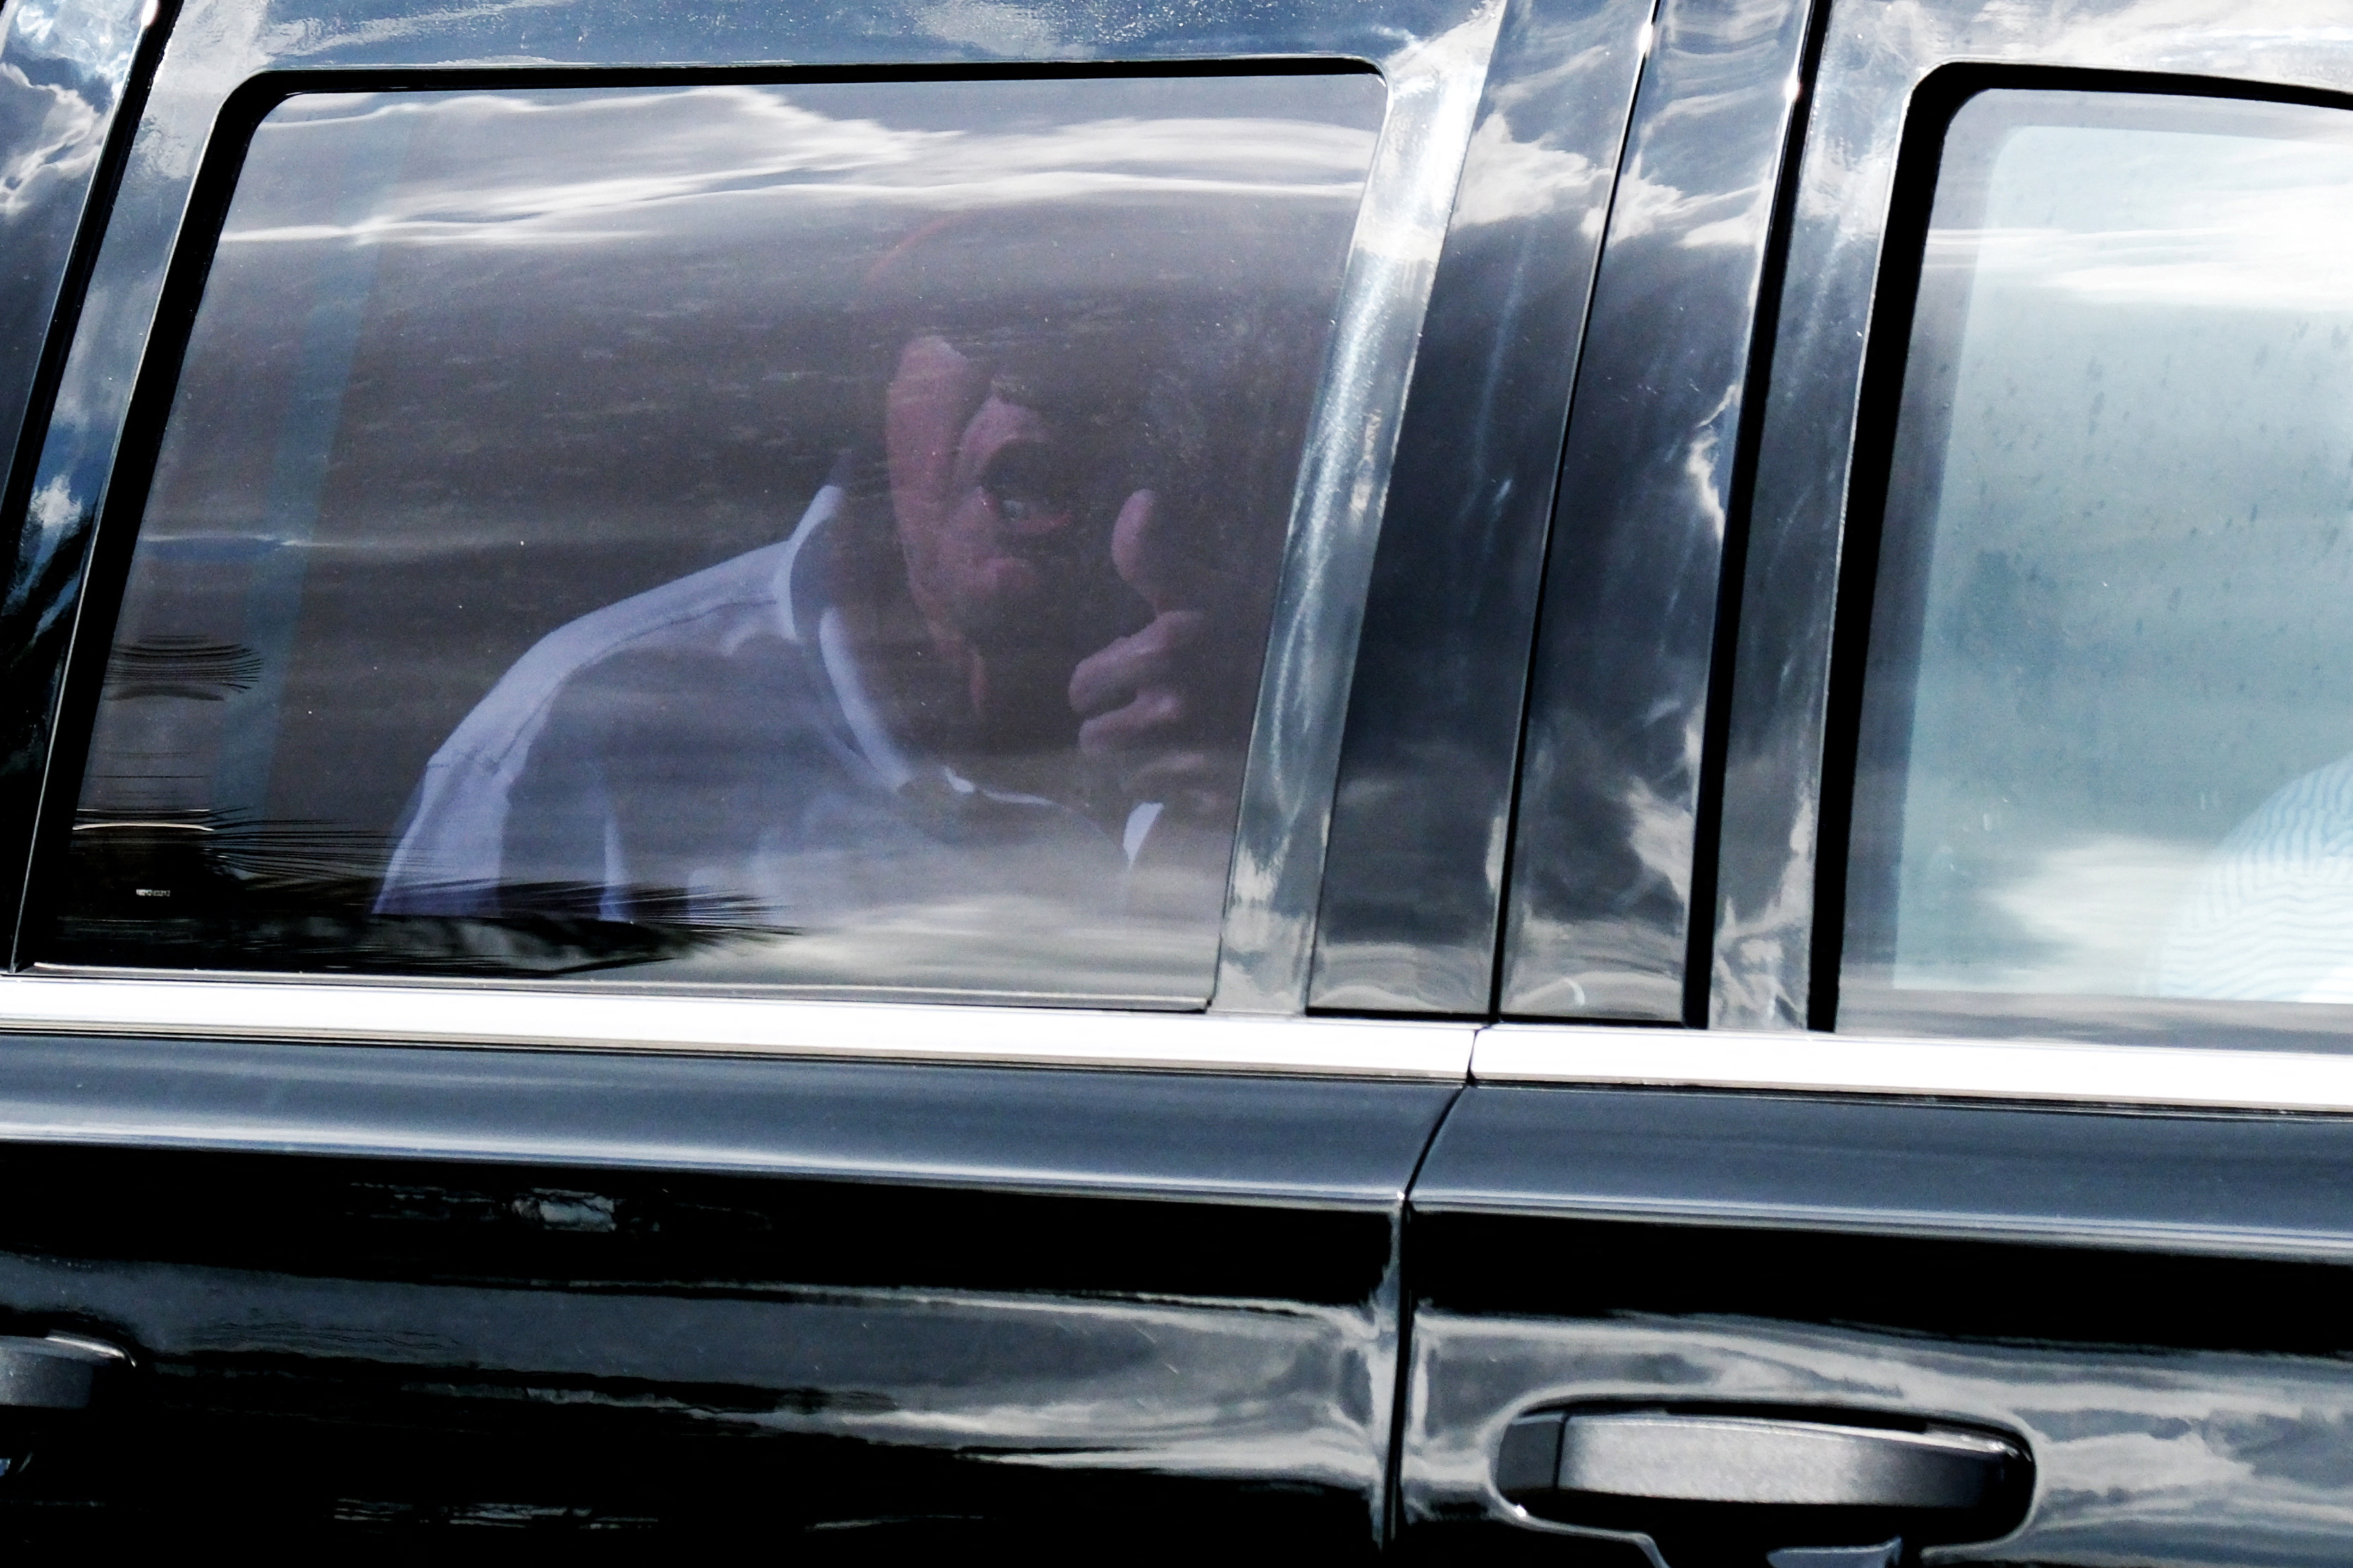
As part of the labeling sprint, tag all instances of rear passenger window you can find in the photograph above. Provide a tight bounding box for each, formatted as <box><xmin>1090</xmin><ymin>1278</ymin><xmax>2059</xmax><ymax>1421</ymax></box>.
<box><xmin>51</xmin><ymin>74</ymin><xmax>1383</xmax><ymax>1003</ymax></box>
<box><xmin>1842</xmin><ymin>87</ymin><xmax>2353</xmax><ymax>1039</ymax></box>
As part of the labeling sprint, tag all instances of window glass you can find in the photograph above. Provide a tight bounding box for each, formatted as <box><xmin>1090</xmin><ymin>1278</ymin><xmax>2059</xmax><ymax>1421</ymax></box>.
<box><xmin>55</xmin><ymin>75</ymin><xmax>1383</xmax><ymax>1003</ymax></box>
<box><xmin>1845</xmin><ymin>89</ymin><xmax>2353</xmax><ymax>1038</ymax></box>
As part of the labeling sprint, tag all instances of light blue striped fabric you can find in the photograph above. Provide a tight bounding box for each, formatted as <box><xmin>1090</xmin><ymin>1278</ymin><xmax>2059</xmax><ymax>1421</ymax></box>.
<box><xmin>2156</xmin><ymin>752</ymin><xmax>2353</xmax><ymax>1002</ymax></box>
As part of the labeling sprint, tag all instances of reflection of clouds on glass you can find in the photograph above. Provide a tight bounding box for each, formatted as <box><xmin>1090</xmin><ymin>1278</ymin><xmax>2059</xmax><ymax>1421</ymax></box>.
<box><xmin>915</xmin><ymin>0</ymin><xmax>1073</xmax><ymax>58</ymax></box>
<box><xmin>2046</xmin><ymin>0</ymin><xmax>2353</xmax><ymax>60</ymax></box>
<box><xmin>26</xmin><ymin>473</ymin><xmax>80</xmax><ymax>535</ymax></box>
<box><xmin>631</xmin><ymin>890</ymin><xmax>1218</xmax><ymax>1001</ymax></box>
<box><xmin>4</xmin><ymin>472</ymin><xmax>85</xmax><ymax>619</ymax></box>
<box><xmin>1961</xmin><ymin>833</ymin><xmax>2208</xmax><ymax>995</ymax></box>
<box><xmin>1448</xmin><ymin>109</ymin><xmax>1607</xmax><ymax>228</ymax></box>
<box><xmin>73</xmin><ymin>73</ymin><xmax>1384</xmax><ymax>998</ymax></box>
<box><xmin>268</xmin><ymin>0</ymin><xmax>574</xmax><ymax>60</ymax></box>
<box><xmin>0</xmin><ymin>0</ymin><xmax>142</xmax><ymax>223</ymax></box>
<box><xmin>1955</xmin><ymin>126</ymin><xmax>2353</xmax><ymax>311</ymax></box>
<box><xmin>1620</xmin><ymin>772</ymin><xmax>1694</xmax><ymax>908</ymax></box>
<box><xmin>7</xmin><ymin>0</ymin><xmax>142</xmax><ymax>82</ymax></box>
<box><xmin>1589</xmin><ymin>166</ymin><xmax>1762</xmax><ymax>248</ymax></box>
<box><xmin>0</xmin><ymin>75</ymin><xmax>102</xmax><ymax>218</ymax></box>
<box><xmin>223</xmin><ymin>86</ymin><xmax>1379</xmax><ymax>249</ymax></box>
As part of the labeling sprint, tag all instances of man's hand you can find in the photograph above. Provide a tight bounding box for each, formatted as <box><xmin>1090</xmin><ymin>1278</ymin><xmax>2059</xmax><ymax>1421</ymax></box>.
<box><xmin>1067</xmin><ymin>489</ymin><xmax>1243</xmax><ymax>816</ymax></box>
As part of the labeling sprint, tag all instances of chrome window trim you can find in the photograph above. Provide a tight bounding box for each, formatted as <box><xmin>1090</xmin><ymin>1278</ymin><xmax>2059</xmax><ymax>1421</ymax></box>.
<box><xmin>1476</xmin><ymin>1022</ymin><xmax>2353</xmax><ymax>1116</ymax></box>
<box><xmin>0</xmin><ymin>972</ymin><xmax>1476</xmax><ymax>1077</ymax></box>
<box><xmin>22</xmin><ymin>968</ymin><xmax>2353</xmax><ymax>1109</ymax></box>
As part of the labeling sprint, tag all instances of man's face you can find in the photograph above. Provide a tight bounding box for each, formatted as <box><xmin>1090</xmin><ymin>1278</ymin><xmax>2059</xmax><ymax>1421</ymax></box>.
<box><xmin>880</xmin><ymin>329</ymin><xmax>1249</xmax><ymax>803</ymax></box>
<box><xmin>884</xmin><ymin>333</ymin><xmax>1107</xmax><ymax>651</ymax></box>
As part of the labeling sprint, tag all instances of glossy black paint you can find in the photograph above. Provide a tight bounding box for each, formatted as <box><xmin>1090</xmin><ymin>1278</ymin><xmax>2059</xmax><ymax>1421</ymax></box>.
<box><xmin>1426</xmin><ymin>1209</ymin><xmax>2353</xmax><ymax>1354</ymax></box>
<box><xmin>1500</xmin><ymin>0</ymin><xmax>1819</xmax><ymax>1022</ymax></box>
<box><xmin>1403</xmin><ymin>1085</ymin><xmax>2353</xmax><ymax>1562</ymax></box>
<box><xmin>0</xmin><ymin>1032</ymin><xmax>1454</xmax><ymax>1201</ymax></box>
<box><xmin>0</xmin><ymin>1042</ymin><xmax>1453</xmax><ymax>1547</ymax></box>
<box><xmin>0</xmin><ymin>0</ymin><xmax>163</xmax><ymax>925</ymax></box>
<box><xmin>1416</xmin><ymin>1082</ymin><xmax>2353</xmax><ymax>1243</ymax></box>
<box><xmin>1310</xmin><ymin>0</ymin><xmax>1651</xmax><ymax>1017</ymax></box>
<box><xmin>0</xmin><ymin>0</ymin><xmax>144</xmax><ymax>472</ymax></box>
<box><xmin>0</xmin><ymin>1184</ymin><xmax>1388</xmax><ymax>1550</ymax></box>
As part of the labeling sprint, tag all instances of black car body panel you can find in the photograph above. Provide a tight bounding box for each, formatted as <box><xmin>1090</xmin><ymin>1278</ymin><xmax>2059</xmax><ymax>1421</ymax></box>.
<box><xmin>1409</xmin><ymin>1088</ymin><xmax>2353</xmax><ymax>1563</ymax></box>
<box><xmin>0</xmin><ymin>1041</ymin><xmax>1450</xmax><ymax>1546</ymax></box>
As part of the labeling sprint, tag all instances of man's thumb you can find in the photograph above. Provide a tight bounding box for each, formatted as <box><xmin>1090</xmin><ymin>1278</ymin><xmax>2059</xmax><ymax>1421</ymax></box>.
<box><xmin>1111</xmin><ymin>489</ymin><xmax>1185</xmax><ymax>614</ymax></box>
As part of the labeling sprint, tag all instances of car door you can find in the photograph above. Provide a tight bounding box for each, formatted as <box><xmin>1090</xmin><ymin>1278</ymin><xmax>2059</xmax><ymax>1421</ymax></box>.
<box><xmin>0</xmin><ymin>0</ymin><xmax>1654</xmax><ymax>1551</ymax></box>
<box><xmin>1386</xmin><ymin>0</ymin><xmax>2353</xmax><ymax>1564</ymax></box>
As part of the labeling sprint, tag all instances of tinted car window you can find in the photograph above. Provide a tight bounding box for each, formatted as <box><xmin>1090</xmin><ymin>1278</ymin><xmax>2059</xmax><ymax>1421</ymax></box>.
<box><xmin>53</xmin><ymin>75</ymin><xmax>1382</xmax><ymax>1004</ymax></box>
<box><xmin>1843</xmin><ymin>88</ymin><xmax>2353</xmax><ymax>1036</ymax></box>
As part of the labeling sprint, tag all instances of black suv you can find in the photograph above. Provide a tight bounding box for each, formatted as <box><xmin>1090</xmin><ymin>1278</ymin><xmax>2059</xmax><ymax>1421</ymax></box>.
<box><xmin>0</xmin><ymin>0</ymin><xmax>2347</xmax><ymax>1560</ymax></box>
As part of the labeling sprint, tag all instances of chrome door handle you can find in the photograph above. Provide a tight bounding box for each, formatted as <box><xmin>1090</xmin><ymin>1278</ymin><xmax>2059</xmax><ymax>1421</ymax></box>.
<box><xmin>1555</xmin><ymin>1411</ymin><xmax>2016</xmax><ymax>1508</ymax></box>
<box><xmin>0</xmin><ymin>1333</ymin><xmax>129</xmax><ymax>1411</ymax></box>
<box><xmin>1498</xmin><ymin>1407</ymin><xmax>2031</xmax><ymax>1568</ymax></box>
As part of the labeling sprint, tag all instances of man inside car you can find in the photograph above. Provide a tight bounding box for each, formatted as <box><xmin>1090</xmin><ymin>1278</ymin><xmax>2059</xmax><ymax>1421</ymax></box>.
<box><xmin>374</xmin><ymin>207</ymin><xmax>1292</xmax><ymax>948</ymax></box>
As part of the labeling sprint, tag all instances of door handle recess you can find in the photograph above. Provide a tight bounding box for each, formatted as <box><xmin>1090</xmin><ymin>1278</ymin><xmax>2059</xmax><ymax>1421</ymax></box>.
<box><xmin>1497</xmin><ymin>1407</ymin><xmax>2031</xmax><ymax>1568</ymax></box>
<box><xmin>0</xmin><ymin>1333</ymin><xmax>129</xmax><ymax>1411</ymax></box>
<box><xmin>0</xmin><ymin>1333</ymin><xmax>130</xmax><ymax>1483</ymax></box>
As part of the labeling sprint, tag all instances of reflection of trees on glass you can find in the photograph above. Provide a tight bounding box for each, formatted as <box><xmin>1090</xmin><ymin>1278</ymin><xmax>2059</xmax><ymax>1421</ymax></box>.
<box><xmin>51</xmin><ymin>75</ymin><xmax>1383</xmax><ymax>1000</ymax></box>
<box><xmin>104</xmin><ymin>637</ymin><xmax>262</xmax><ymax>701</ymax></box>
<box><xmin>64</xmin><ymin>811</ymin><xmax>764</xmax><ymax>973</ymax></box>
